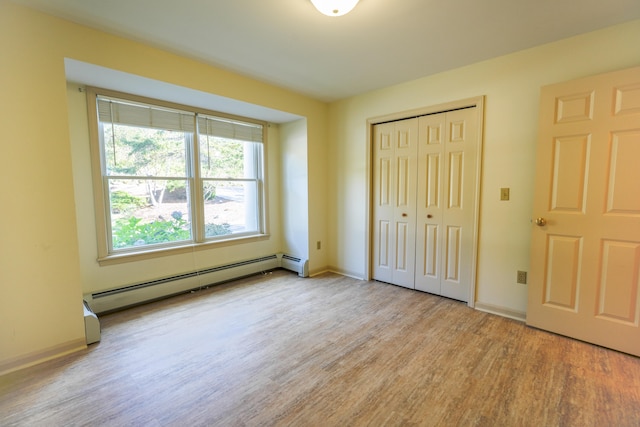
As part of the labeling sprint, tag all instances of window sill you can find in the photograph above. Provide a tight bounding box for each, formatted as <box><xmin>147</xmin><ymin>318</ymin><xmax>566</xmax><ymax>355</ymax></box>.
<box><xmin>97</xmin><ymin>234</ymin><xmax>271</xmax><ymax>266</ymax></box>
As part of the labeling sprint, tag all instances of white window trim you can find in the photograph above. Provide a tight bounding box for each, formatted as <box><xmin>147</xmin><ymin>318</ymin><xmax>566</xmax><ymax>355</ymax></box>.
<box><xmin>86</xmin><ymin>87</ymin><xmax>269</xmax><ymax>265</ymax></box>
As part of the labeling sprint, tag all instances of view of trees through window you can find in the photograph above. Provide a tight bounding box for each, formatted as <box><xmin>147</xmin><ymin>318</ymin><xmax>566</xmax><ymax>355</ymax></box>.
<box><xmin>99</xmin><ymin>108</ymin><xmax>262</xmax><ymax>252</ymax></box>
<box><xmin>105</xmin><ymin>124</ymin><xmax>193</xmax><ymax>249</ymax></box>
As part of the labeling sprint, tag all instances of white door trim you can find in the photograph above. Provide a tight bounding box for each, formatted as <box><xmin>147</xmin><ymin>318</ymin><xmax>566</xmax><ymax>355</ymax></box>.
<box><xmin>365</xmin><ymin>96</ymin><xmax>485</xmax><ymax>307</ymax></box>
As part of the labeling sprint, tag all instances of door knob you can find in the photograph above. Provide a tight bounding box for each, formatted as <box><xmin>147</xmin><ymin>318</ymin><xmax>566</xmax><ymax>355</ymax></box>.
<box><xmin>427</xmin><ymin>214</ymin><xmax>433</xmax><ymax>218</ymax></box>
<box><xmin>402</xmin><ymin>213</ymin><xmax>408</xmax><ymax>217</ymax></box>
<box><xmin>535</xmin><ymin>217</ymin><xmax>546</xmax><ymax>226</ymax></box>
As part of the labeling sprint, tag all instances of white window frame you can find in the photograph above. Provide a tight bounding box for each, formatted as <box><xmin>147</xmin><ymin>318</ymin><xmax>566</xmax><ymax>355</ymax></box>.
<box><xmin>86</xmin><ymin>87</ymin><xmax>269</xmax><ymax>265</ymax></box>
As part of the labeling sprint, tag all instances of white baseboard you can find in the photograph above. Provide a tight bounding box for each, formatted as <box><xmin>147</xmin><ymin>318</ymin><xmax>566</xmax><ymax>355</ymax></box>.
<box><xmin>310</xmin><ymin>269</ymin><xmax>525</xmax><ymax>322</ymax></box>
<box><xmin>0</xmin><ymin>338</ymin><xmax>86</xmax><ymax>376</ymax></box>
<box><xmin>475</xmin><ymin>302</ymin><xmax>526</xmax><ymax>322</ymax></box>
<box><xmin>321</xmin><ymin>266</ymin><xmax>366</xmax><ymax>280</ymax></box>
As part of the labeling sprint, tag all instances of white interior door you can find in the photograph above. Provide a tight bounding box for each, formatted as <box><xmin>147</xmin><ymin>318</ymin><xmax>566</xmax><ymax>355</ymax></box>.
<box><xmin>415</xmin><ymin>108</ymin><xmax>479</xmax><ymax>302</ymax></box>
<box><xmin>527</xmin><ymin>65</ymin><xmax>640</xmax><ymax>356</ymax></box>
<box><xmin>372</xmin><ymin>119</ymin><xmax>418</xmax><ymax>289</ymax></box>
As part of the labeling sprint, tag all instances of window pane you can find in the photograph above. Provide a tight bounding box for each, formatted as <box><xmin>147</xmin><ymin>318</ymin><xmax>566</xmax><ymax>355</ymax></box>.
<box><xmin>103</xmin><ymin>124</ymin><xmax>188</xmax><ymax>177</ymax></box>
<box><xmin>203</xmin><ymin>180</ymin><xmax>259</xmax><ymax>238</ymax></box>
<box><xmin>200</xmin><ymin>136</ymin><xmax>257</xmax><ymax>179</ymax></box>
<box><xmin>109</xmin><ymin>179</ymin><xmax>192</xmax><ymax>250</ymax></box>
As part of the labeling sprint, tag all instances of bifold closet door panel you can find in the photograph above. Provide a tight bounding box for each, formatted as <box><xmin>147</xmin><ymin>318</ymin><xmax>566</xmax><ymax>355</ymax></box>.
<box><xmin>372</xmin><ymin>119</ymin><xmax>418</xmax><ymax>289</ymax></box>
<box><xmin>439</xmin><ymin>108</ymin><xmax>479</xmax><ymax>302</ymax></box>
<box><xmin>415</xmin><ymin>108</ymin><xmax>479</xmax><ymax>302</ymax></box>
<box><xmin>415</xmin><ymin>113</ymin><xmax>445</xmax><ymax>294</ymax></box>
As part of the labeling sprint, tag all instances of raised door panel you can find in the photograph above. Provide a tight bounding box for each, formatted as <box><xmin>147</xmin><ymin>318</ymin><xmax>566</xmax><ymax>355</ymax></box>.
<box><xmin>607</xmin><ymin>130</ymin><xmax>640</xmax><ymax>213</ymax></box>
<box><xmin>597</xmin><ymin>240</ymin><xmax>640</xmax><ymax>325</ymax></box>
<box><xmin>550</xmin><ymin>135</ymin><xmax>590</xmax><ymax>213</ymax></box>
<box><xmin>543</xmin><ymin>235</ymin><xmax>582</xmax><ymax>310</ymax></box>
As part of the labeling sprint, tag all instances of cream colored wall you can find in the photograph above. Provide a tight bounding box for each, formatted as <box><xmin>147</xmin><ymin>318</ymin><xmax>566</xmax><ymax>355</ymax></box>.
<box><xmin>327</xmin><ymin>20</ymin><xmax>640</xmax><ymax>316</ymax></box>
<box><xmin>306</xmin><ymin>113</ymin><xmax>330</xmax><ymax>275</ymax></box>
<box><xmin>278</xmin><ymin>116</ymin><xmax>329</xmax><ymax>275</ymax></box>
<box><xmin>0</xmin><ymin>0</ymin><xmax>327</xmax><ymax>373</ymax></box>
<box><xmin>279</xmin><ymin>119</ymin><xmax>310</xmax><ymax>261</ymax></box>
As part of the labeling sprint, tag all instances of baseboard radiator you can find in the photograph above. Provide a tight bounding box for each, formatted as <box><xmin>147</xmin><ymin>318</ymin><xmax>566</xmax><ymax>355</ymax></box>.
<box><xmin>85</xmin><ymin>253</ymin><xmax>308</xmax><ymax>314</ymax></box>
<box><xmin>280</xmin><ymin>254</ymin><xmax>309</xmax><ymax>278</ymax></box>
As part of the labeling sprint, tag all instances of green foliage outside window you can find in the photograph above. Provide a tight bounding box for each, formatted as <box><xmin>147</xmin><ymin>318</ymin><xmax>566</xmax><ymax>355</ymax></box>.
<box><xmin>112</xmin><ymin>217</ymin><xmax>191</xmax><ymax>249</ymax></box>
<box><xmin>111</xmin><ymin>216</ymin><xmax>233</xmax><ymax>249</ymax></box>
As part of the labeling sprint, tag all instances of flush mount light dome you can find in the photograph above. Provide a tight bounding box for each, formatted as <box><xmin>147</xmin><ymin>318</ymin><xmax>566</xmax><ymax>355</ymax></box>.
<box><xmin>310</xmin><ymin>0</ymin><xmax>360</xmax><ymax>16</ymax></box>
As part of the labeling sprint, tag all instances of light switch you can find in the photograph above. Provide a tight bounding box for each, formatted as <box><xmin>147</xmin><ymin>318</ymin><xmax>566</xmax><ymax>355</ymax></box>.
<box><xmin>500</xmin><ymin>188</ymin><xmax>510</xmax><ymax>201</ymax></box>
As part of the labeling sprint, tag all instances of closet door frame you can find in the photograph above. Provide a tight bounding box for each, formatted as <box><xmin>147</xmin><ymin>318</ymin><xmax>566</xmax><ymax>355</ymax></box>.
<box><xmin>366</xmin><ymin>96</ymin><xmax>485</xmax><ymax>308</ymax></box>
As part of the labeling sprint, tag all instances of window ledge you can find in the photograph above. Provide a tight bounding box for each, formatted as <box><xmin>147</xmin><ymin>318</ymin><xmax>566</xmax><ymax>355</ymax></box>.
<box><xmin>97</xmin><ymin>234</ymin><xmax>270</xmax><ymax>266</ymax></box>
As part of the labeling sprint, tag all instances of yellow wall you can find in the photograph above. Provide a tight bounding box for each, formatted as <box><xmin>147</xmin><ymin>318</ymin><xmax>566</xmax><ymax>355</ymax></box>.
<box><xmin>327</xmin><ymin>19</ymin><xmax>640</xmax><ymax>317</ymax></box>
<box><xmin>0</xmin><ymin>0</ymin><xmax>327</xmax><ymax>374</ymax></box>
<box><xmin>0</xmin><ymin>1</ymin><xmax>87</xmax><ymax>373</ymax></box>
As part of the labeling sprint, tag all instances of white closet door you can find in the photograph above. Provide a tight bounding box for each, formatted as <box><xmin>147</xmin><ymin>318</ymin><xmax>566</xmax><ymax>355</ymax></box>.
<box><xmin>373</xmin><ymin>107</ymin><xmax>479</xmax><ymax>300</ymax></box>
<box><xmin>440</xmin><ymin>108</ymin><xmax>479</xmax><ymax>301</ymax></box>
<box><xmin>414</xmin><ymin>113</ymin><xmax>445</xmax><ymax>294</ymax></box>
<box><xmin>415</xmin><ymin>108</ymin><xmax>479</xmax><ymax>302</ymax></box>
<box><xmin>372</xmin><ymin>119</ymin><xmax>418</xmax><ymax>289</ymax></box>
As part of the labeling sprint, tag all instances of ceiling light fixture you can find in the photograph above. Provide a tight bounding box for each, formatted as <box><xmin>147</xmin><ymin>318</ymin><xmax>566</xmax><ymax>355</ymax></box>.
<box><xmin>310</xmin><ymin>0</ymin><xmax>360</xmax><ymax>17</ymax></box>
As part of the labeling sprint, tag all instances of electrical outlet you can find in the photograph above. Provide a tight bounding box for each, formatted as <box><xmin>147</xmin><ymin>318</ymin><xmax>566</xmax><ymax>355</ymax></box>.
<box><xmin>317</xmin><ymin>241</ymin><xmax>321</xmax><ymax>250</ymax></box>
<box><xmin>517</xmin><ymin>270</ymin><xmax>527</xmax><ymax>284</ymax></box>
<box><xmin>500</xmin><ymin>188</ymin><xmax>510</xmax><ymax>201</ymax></box>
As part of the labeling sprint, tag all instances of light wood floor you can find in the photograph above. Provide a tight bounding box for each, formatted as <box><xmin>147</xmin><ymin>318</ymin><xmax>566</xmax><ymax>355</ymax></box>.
<box><xmin>1</xmin><ymin>270</ymin><xmax>639</xmax><ymax>426</ymax></box>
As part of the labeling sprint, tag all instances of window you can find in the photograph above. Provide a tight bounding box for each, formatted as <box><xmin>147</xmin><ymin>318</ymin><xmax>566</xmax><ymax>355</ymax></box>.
<box><xmin>87</xmin><ymin>87</ymin><xmax>267</xmax><ymax>262</ymax></box>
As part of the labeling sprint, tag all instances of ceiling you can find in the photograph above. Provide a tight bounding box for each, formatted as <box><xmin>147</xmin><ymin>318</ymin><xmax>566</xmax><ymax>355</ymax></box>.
<box><xmin>15</xmin><ymin>0</ymin><xmax>640</xmax><ymax>102</ymax></box>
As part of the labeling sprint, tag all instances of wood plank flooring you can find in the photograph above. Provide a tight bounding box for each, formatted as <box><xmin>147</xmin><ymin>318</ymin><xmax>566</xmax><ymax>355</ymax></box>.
<box><xmin>1</xmin><ymin>270</ymin><xmax>639</xmax><ymax>426</ymax></box>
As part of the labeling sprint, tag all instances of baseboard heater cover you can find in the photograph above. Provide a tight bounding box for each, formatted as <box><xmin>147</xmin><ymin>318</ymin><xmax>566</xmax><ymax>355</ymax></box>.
<box><xmin>83</xmin><ymin>300</ymin><xmax>101</xmax><ymax>344</ymax></box>
<box><xmin>281</xmin><ymin>253</ymin><xmax>309</xmax><ymax>278</ymax></box>
<box><xmin>86</xmin><ymin>253</ymin><xmax>307</xmax><ymax>313</ymax></box>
